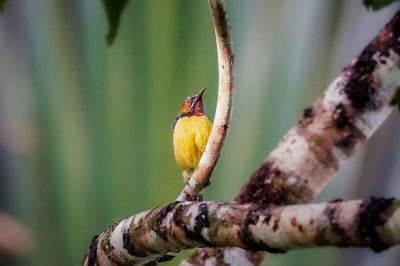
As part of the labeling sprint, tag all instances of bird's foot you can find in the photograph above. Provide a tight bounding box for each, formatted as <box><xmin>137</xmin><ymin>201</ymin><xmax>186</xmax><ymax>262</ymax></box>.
<box><xmin>193</xmin><ymin>194</ymin><xmax>203</xmax><ymax>202</ymax></box>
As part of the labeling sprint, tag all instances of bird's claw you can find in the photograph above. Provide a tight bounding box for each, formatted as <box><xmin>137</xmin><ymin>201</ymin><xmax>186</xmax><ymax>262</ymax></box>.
<box><xmin>191</xmin><ymin>194</ymin><xmax>203</xmax><ymax>202</ymax></box>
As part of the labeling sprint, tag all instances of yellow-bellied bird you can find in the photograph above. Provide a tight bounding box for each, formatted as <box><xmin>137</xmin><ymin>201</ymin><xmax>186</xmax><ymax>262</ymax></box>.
<box><xmin>173</xmin><ymin>88</ymin><xmax>212</xmax><ymax>182</ymax></box>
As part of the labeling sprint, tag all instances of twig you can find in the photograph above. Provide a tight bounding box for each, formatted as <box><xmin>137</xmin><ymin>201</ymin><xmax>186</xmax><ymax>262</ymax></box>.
<box><xmin>177</xmin><ymin>0</ymin><xmax>234</xmax><ymax>201</ymax></box>
<box><xmin>82</xmin><ymin>198</ymin><xmax>400</xmax><ymax>265</ymax></box>
<box><xmin>185</xmin><ymin>9</ymin><xmax>400</xmax><ymax>265</ymax></box>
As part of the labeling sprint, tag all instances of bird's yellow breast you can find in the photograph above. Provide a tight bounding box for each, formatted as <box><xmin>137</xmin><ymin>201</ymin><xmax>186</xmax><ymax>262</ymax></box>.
<box><xmin>173</xmin><ymin>115</ymin><xmax>212</xmax><ymax>172</ymax></box>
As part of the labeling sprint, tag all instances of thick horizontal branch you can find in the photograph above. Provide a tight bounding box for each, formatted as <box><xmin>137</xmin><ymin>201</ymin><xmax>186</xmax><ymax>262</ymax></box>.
<box><xmin>187</xmin><ymin>9</ymin><xmax>400</xmax><ymax>266</ymax></box>
<box><xmin>177</xmin><ymin>0</ymin><xmax>235</xmax><ymax>201</ymax></box>
<box><xmin>82</xmin><ymin>198</ymin><xmax>400</xmax><ymax>265</ymax></box>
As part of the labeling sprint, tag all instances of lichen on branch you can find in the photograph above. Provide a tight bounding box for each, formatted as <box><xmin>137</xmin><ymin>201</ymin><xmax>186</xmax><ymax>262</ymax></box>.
<box><xmin>82</xmin><ymin>198</ymin><xmax>400</xmax><ymax>265</ymax></box>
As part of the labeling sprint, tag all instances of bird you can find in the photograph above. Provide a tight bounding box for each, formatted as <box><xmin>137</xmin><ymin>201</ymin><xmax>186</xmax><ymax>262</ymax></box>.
<box><xmin>173</xmin><ymin>88</ymin><xmax>212</xmax><ymax>183</ymax></box>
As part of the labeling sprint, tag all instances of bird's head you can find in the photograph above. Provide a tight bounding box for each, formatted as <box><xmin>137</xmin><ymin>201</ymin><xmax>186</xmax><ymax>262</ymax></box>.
<box><xmin>179</xmin><ymin>88</ymin><xmax>206</xmax><ymax>115</ymax></box>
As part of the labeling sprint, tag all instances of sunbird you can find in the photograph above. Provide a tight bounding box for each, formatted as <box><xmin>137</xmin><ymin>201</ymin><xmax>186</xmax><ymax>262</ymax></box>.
<box><xmin>173</xmin><ymin>88</ymin><xmax>212</xmax><ymax>182</ymax></box>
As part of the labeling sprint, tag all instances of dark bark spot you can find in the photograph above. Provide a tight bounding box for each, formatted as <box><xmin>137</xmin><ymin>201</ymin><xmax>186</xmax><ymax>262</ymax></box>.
<box><xmin>298</xmin><ymin>225</ymin><xmax>304</xmax><ymax>233</ymax></box>
<box><xmin>344</xmin><ymin>78</ymin><xmax>377</xmax><ymax>111</ymax></box>
<box><xmin>239</xmin><ymin>209</ymin><xmax>285</xmax><ymax>254</ymax></box>
<box><xmin>172</xmin><ymin>204</ymin><xmax>185</xmax><ymax>227</ymax></box>
<box><xmin>272</xmin><ymin>218</ymin><xmax>279</xmax><ymax>232</ymax></box>
<box><xmin>263</xmin><ymin>214</ymin><xmax>271</xmax><ymax>225</ymax></box>
<box><xmin>323</xmin><ymin>203</ymin><xmax>351</xmax><ymax>247</ymax></box>
<box><xmin>173</xmin><ymin>204</ymin><xmax>213</xmax><ymax>245</ymax></box>
<box><xmin>194</xmin><ymin>203</ymin><xmax>210</xmax><ymax>234</ymax></box>
<box><xmin>236</xmin><ymin>162</ymin><xmax>276</xmax><ymax>205</ymax></box>
<box><xmin>123</xmin><ymin>230</ymin><xmax>142</xmax><ymax>257</ymax></box>
<box><xmin>120</xmin><ymin>218</ymin><xmax>148</xmax><ymax>258</ymax></box>
<box><xmin>335</xmin><ymin>134</ymin><xmax>357</xmax><ymax>150</ymax></box>
<box><xmin>235</xmin><ymin>161</ymin><xmax>312</xmax><ymax>206</ymax></box>
<box><xmin>303</xmin><ymin>107</ymin><xmax>314</xmax><ymax>118</ymax></box>
<box><xmin>331</xmin><ymin>104</ymin><xmax>365</xmax><ymax>155</ymax></box>
<box><xmin>299</xmin><ymin>107</ymin><xmax>315</xmax><ymax>127</ymax></box>
<box><xmin>353</xmin><ymin>44</ymin><xmax>377</xmax><ymax>76</ymax></box>
<box><xmin>153</xmin><ymin>202</ymin><xmax>178</xmax><ymax>242</ymax></box>
<box><xmin>182</xmin><ymin>203</ymin><xmax>213</xmax><ymax>246</ymax></box>
<box><xmin>358</xmin><ymin>197</ymin><xmax>394</xmax><ymax>252</ymax></box>
<box><xmin>344</xmin><ymin>11</ymin><xmax>400</xmax><ymax>112</ymax></box>
<box><xmin>183</xmin><ymin>223</ymin><xmax>209</xmax><ymax>245</ymax></box>
<box><xmin>273</xmin><ymin>168</ymin><xmax>281</xmax><ymax>176</ymax></box>
<box><xmin>333</xmin><ymin>104</ymin><xmax>351</xmax><ymax>130</ymax></box>
<box><xmin>343</xmin><ymin>42</ymin><xmax>379</xmax><ymax>112</ymax></box>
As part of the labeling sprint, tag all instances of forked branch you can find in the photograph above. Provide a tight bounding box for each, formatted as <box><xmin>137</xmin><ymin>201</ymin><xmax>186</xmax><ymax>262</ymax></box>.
<box><xmin>177</xmin><ymin>0</ymin><xmax>234</xmax><ymax>201</ymax></box>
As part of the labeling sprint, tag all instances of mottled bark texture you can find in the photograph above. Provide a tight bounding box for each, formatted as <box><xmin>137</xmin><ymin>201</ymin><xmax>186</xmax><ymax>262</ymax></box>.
<box><xmin>82</xmin><ymin>198</ymin><xmax>400</xmax><ymax>265</ymax></box>
<box><xmin>177</xmin><ymin>0</ymin><xmax>235</xmax><ymax>201</ymax></box>
<box><xmin>185</xmin><ymin>9</ymin><xmax>400</xmax><ymax>265</ymax></box>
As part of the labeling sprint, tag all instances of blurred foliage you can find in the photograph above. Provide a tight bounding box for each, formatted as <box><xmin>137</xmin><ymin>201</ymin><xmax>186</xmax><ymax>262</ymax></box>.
<box><xmin>395</xmin><ymin>87</ymin><xmax>400</xmax><ymax>111</ymax></box>
<box><xmin>363</xmin><ymin>0</ymin><xmax>400</xmax><ymax>11</ymax></box>
<box><xmin>0</xmin><ymin>1</ymin><xmax>399</xmax><ymax>266</ymax></box>
<box><xmin>101</xmin><ymin>0</ymin><xmax>128</xmax><ymax>45</ymax></box>
<box><xmin>0</xmin><ymin>0</ymin><xmax>6</xmax><ymax>13</ymax></box>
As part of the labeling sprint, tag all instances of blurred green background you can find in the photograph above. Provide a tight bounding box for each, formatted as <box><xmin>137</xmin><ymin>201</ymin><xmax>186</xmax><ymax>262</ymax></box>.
<box><xmin>0</xmin><ymin>0</ymin><xmax>400</xmax><ymax>265</ymax></box>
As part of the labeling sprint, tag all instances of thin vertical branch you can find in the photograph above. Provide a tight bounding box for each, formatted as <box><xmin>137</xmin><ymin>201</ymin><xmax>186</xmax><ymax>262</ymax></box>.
<box><xmin>177</xmin><ymin>0</ymin><xmax>235</xmax><ymax>201</ymax></box>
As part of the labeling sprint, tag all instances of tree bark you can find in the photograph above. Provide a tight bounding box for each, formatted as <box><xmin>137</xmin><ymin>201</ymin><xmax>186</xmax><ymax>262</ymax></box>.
<box><xmin>82</xmin><ymin>198</ymin><xmax>400</xmax><ymax>266</ymax></box>
<box><xmin>185</xmin><ymin>9</ymin><xmax>400</xmax><ymax>266</ymax></box>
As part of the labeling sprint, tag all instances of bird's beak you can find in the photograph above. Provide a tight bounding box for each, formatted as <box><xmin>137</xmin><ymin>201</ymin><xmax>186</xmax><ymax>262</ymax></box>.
<box><xmin>190</xmin><ymin>88</ymin><xmax>206</xmax><ymax>111</ymax></box>
<box><xmin>194</xmin><ymin>88</ymin><xmax>206</xmax><ymax>103</ymax></box>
